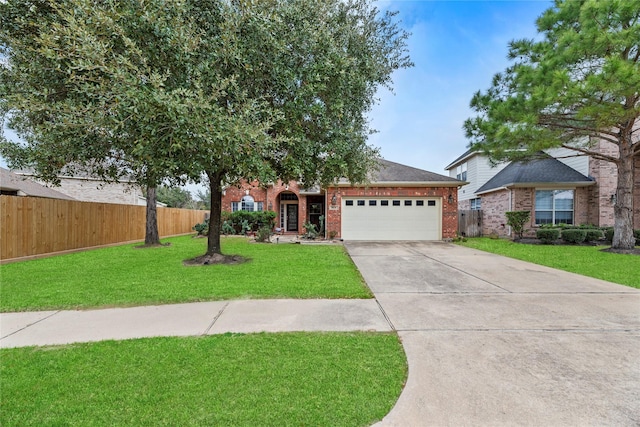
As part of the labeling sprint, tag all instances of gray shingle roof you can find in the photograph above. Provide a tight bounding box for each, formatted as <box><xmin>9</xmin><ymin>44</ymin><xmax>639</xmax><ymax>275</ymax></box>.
<box><xmin>0</xmin><ymin>168</ymin><xmax>76</xmax><ymax>200</ymax></box>
<box><xmin>372</xmin><ymin>159</ymin><xmax>461</xmax><ymax>183</ymax></box>
<box><xmin>476</xmin><ymin>156</ymin><xmax>594</xmax><ymax>194</ymax></box>
<box><xmin>444</xmin><ymin>148</ymin><xmax>475</xmax><ymax>170</ymax></box>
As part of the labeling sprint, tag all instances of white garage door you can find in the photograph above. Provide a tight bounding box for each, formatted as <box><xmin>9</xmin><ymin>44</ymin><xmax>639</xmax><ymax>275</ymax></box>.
<box><xmin>341</xmin><ymin>197</ymin><xmax>442</xmax><ymax>241</ymax></box>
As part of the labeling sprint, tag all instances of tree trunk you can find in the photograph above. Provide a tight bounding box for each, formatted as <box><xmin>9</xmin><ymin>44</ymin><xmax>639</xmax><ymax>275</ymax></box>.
<box><xmin>145</xmin><ymin>186</ymin><xmax>161</xmax><ymax>245</ymax></box>
<box><xmin>206</xmin><ymin>172</ymin><xmax>223</xmax><ymax>255</ymax></box>
<box><xmin>612</xmin><ymin>133</ymin><xmax>636</xmax><ymax>250</ymax></box>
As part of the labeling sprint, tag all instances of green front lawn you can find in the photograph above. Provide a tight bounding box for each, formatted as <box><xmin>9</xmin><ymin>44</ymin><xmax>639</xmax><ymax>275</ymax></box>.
<box><xmin>1</xmin><ymin>332</ymin><xmax>407</xmax><ymax>426</ymax></box>
<box><xmin>0</xmin><ymin>236</ymin><xmax>371</xmax><ymax>312</ymax></box>
<box><xmin>458</xmin><ymin>238</ymin><xmax>640</xmax><ymax>289</ymax></box>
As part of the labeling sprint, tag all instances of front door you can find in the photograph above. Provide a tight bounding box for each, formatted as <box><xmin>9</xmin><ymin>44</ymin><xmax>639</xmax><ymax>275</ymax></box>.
<box><xmin>286</xmin><ymin>204</ymin><xmax>298</xmax><ymax>232</ymax></box>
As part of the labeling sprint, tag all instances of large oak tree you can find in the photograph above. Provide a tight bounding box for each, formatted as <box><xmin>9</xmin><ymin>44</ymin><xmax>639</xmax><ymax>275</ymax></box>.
<box><xmin>1</xmin><ymin>0</ymin><xmax>412</xmax><ymax>260</ymax></box>
<box><xmin>464</xmin><ymin>0</ymin><xmax>639</xmax><ymax>250</ymax></box>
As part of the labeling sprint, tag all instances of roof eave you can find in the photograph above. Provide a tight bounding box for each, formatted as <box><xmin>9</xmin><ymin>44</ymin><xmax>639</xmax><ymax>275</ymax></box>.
<box><xmin>445</xmin><ymin>150</ymin><xmax>477</xmax><ymax>170</ymax></box>
<box><xmin>334</xmin><ymin>181</ymin><xmax>464</xmax><ymax>188</ymax></box>
<box><xmin>476</xmin><ymin>180</ymin><xmax>595</xmax><ymax>195</ymax></box>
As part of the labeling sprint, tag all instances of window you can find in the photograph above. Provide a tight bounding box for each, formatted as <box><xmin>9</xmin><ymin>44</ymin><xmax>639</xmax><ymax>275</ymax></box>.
<box><xmin>470</xmin><ymin>198</ymin><xmax>481</xmax><ymax>210</ymax></box>
<box><xmin>404</xmin><ymin>200</ymin><xmax>412</xmax><ymax>206</ymax></box>
<box><xmin>241</xmin><ymin>195</ymin><xmax>254</xmax><ymax>211</ymax></box>
<box><xmin>535</xmin><ymin>190</ymin><xmax>574</xmax><ymax>225</ymax></box>
<box><xmin>381</xmin><ymin>200</ymin><xmax>389</xmax><ymax>206</ymax></box>
<box><xmin>427</xmin><ymin>200</ymin><xmax>436</xmax><ymax>206</ymax></box>
<box><xmin>232</xmin><ymin>196</ymin><xmax>263</xmax><ymax>212</ymax></box>
<box><xmin>369</xmin><ymin>200</ymin><xmax>377</xmax><ymax>206</ymax></box>
<box><xmin>357</xmin><ymin>200</ymin><xmax>365</xmax><ymax>206</ymax></box>
<box><xmin>392</xmin><ymin>200</ymin><xmax>401</xmax><ymax>206</ymax></box>
<box><xmin>416</xmin><ymin>200</ymin><xmax>424</xmax><ymax>206</ymax></box>
<box><xmin>345</xmin><ymin>200</ymin><xmax>354</xmax><ymax>206</ymax></box>
<box><xmin>456</xmin><ymin>163</ymin><xmax>467</xmax><ymax>181</ymax></box>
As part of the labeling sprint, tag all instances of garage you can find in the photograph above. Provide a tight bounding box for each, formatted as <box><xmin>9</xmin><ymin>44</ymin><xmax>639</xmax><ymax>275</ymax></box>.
<box><xmin>341</xmin><ymin>197</ymin><xmax>442</xmax><ymax>240</ymax></box>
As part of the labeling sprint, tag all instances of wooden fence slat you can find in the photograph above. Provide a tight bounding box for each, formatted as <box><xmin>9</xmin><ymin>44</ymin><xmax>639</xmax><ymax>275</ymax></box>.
<box><xmin>0</xmin><ymin>196</ymin><xmax>209</xmax><ymax>261</ymax></box>
<box><xmin>458</xmin><ymin>210</ymin><xmax>483</xmax><ymax>237</ymax></box>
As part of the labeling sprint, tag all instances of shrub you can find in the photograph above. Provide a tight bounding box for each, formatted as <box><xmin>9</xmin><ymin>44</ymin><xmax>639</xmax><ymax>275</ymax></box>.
<box><xmin>584</xmin><ymin>229</ymin><xmax>604</xmax><ymax>242</ymax></box>
<box><xmin>221</xmin><ymin>221</ymin><xmax>235</xmax><ymax>235</ymax></box>
<box><xmin>255</xmin><ymin>225</ymin><xmax>272</xmax><ymax>242</ymax></box>
<box><xmin>505</xmin><ymin>211</ymin><xmax>530</xmax><ymax>240</ymax></box>
<box><xmin>561</xmin><ymin>229</ymin><xmax>586</xmax><ymax>244</ymax></box>
<box><xmin>302</xmin><ymin>222</ymin><xmax>318</xmax><ymax>239</ymax></box>
<box><xmin>603</xmin><ymin>227</ymin><xmax>614</xmax><ymax>242</ymax></box>
<box><xmin>193</xmin><ymin>219</ymin><xmax>209</xmax><ymax>236</ymax></box>
<box><xmin>536</xmin><ymin>228</ymin><xmax>560</xmax><ymax>244</ymax></box>
<box><xmin>221</xmin><ymin>211</ymin><xmax>277</xmax><ymax>234</ymax></box>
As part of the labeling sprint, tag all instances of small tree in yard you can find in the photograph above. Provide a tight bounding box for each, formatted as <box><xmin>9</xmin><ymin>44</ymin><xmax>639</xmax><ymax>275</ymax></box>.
<box><xmin>464</xmin><ymin>0</ymin><xmax>639</xmax><ymax>251</ymax></box>
<box><xmin>506</xmin><ymin>211</ymin><xmax>531</xmax><ymax>241</ymax></box>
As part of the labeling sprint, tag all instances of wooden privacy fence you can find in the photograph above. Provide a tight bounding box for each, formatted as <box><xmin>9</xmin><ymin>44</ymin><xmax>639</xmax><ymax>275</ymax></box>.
<box><xmin>458</xmin><ymin>209</ymin><xmax>483</xmax><ymax>237</ymax></box>
<box><xmin>1</xmin><ymin>196</ymin><xmax>209</xmax><ymax>261</ymax></box>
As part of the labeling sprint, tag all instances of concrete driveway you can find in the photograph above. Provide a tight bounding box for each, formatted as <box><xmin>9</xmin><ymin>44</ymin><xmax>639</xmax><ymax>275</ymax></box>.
<box><xmin>345</xmin><ymin>241</ymin><xmax>640</xmax><ymax>427</ymax></box>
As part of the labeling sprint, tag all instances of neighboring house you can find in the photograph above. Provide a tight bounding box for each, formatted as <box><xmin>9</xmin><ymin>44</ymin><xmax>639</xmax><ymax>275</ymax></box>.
<box><xmin>11</xmin><ymin>170</ymin><xmax>166</xmax><ymax>206</ymax></box>
<box><xmin>221</xmin><ymin>159</ymin><xmax>464</xmax><ymax>241</ymax></box>
<box><xmin>0</xmin><ymin>167</ymin><xmax>76</xmax><ymax>200</ymax></box>
<box><xmin>445</xmin><ymin>141</ymin><xmax>640</xmax><ymax>237</ymax></box>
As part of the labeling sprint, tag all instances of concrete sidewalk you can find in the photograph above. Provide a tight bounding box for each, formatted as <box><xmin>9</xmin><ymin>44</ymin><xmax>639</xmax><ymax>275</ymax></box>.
<box><xmin>0</xmin><ymin>299</ymin><xmax>391</xmax><ymax>348</ymax></box>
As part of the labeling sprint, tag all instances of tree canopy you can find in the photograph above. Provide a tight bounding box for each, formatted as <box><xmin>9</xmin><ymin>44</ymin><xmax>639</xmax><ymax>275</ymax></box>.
<box><xmin>1</xmin><ymin>0</ymin><xmax>412</xmax><ymax>259</ymax></box>
<box><xmin>464</xmin><ymin>0</ymin><xmax>639</xmax><ymax>250</ymax></box>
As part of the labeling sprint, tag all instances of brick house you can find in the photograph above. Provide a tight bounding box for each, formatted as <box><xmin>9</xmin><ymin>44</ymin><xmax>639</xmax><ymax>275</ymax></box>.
<box><xmin>445</xmin><ymin>142</ymin><xmax>640</xmax><ymax>237</ymax></box>
<box><xmin>221</xmin><ymin>159</ymin><xmax>463</xmax><ymax>240</ymax></box>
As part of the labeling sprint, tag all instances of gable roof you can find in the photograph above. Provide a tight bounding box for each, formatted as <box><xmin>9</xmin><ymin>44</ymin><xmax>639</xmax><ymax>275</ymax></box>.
<box><xmin>338</xmin><ymin>158</ymin><xmax>463</xmax><ymax>187</ymax></box>
<box><xmin>444</xmin><ymin>148</ymin><xmax>476</xmax><ymax>170</ymax></box>
<box><xmin>375</xmin><ymin>159</ymin><xmax>460</xmax><ymax>183</ymax></box>
<box><xmin>475</xmin><ymin>156</ymin><xmax>595</xmax><ymax>194</ymax></box>
<box><xmin>0</xmin><ymin>168</ymin><xmax>76</xmax><ymax>200</ymax></box>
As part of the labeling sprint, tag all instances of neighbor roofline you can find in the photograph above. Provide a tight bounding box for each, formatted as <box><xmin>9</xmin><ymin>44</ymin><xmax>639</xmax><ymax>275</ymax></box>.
<box><xmin>445</xmin><ymin>150</ymin><xmax>477</xmax><ymax>170</ymax></box>
<box><xmin>475</xmin><ymin>181</ymin><xmax>595</xmax><ymax>195</ymax></box>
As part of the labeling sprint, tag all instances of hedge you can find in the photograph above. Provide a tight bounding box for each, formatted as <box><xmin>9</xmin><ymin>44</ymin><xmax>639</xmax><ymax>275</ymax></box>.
<box><xmin>536</xmin><ymin>228</ymin><xmax>560</xmax><ymax>244</ymax></box>
<box><xmin>561</xmin><ymin>229</ymin><xmax>587</xmax><ymax>244</ymax></box>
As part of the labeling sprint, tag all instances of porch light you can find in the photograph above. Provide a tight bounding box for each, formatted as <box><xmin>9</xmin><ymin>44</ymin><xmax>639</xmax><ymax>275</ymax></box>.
<box><xmin>610</xmin><ymin>194</ymin><xmax>617</xmax><ymax>204</ymax></box>
<box><xmin>331</xmin><ymin>193</ymin><xmax>337</xmax><ymax>205</ymax></box>
<box><xmin>448</xmin><ymin>193</ymin><xmax>454</xmax><ymax>204</ymax></box>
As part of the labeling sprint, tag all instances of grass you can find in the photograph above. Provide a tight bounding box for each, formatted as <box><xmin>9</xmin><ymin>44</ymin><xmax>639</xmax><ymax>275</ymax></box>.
<box><xmin>0</xmin><ymin>236</ymin><xmax>371</xmax><ymax>312</ymax></box>
<box><xmin>458</xmin><ymin>238</ymin><xmax>640</xmax><ymax>289</ymax></box>
<box><xmin>0</xmin><ymin>332</ymin><xmax>407</xmax><ymax>426</ymax></box>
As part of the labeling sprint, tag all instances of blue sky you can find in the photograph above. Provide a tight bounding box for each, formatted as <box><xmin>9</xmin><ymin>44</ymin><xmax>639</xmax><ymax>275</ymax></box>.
<box><xmin>2</xmin><ymin>0</ymin><xmax>553</xmax><ymax>184</ymax></box>
<box><xmin>368</xmin><ymin>0</ymin><xmax>552</xmax><ymax>174</ymax></box>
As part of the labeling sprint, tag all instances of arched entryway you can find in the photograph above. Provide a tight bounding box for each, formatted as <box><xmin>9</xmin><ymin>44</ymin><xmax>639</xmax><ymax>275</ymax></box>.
<box><xmin>278</xmin><ymin>192</ymin><xmax>299</xmax><ymax>232</ymax></box>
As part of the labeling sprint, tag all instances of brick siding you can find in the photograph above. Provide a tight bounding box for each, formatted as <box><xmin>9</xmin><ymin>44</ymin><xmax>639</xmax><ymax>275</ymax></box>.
<box><xmin>222</xmin><ymin>180</ymin><xmax>459</xmax><ymax>239</ymax></box>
